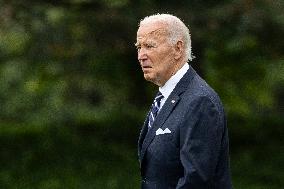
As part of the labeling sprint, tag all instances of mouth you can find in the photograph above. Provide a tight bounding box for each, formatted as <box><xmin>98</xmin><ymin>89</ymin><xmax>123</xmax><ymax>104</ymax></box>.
<box><xmin>142</xmin><ymin>65</ymin><xmax>152</xmax><ymax>69</ymax></box>
<box><xmin>141</xmin><ymin>65</ymin><xmax>152</xmax><ymax>70</ymax></box>
<box><xmin>142</xmin><ymin>66</ymin><xmax>152</xmax><ymax>72</ymax></box>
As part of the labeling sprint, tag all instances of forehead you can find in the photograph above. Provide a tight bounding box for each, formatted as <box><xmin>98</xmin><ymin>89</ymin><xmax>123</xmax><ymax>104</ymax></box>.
<box><xmin>137</xmin><ymin>22</ymin><xmax>168</xmax><ymax>41</ymax></box>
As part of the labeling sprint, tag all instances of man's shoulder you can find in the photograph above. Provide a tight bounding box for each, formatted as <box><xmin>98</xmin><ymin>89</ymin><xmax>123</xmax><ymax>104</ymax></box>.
<box><xmin>183</xmin><ymin>73</ymin><xmax>223</xmax><ymax>109</ymax></box>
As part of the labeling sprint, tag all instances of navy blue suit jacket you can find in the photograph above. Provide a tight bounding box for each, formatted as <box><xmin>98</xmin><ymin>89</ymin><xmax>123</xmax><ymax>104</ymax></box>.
<box><xmin>138</xmin><ymin>65</ymin><xmax>232</xmax><ymax>189</ymax></box>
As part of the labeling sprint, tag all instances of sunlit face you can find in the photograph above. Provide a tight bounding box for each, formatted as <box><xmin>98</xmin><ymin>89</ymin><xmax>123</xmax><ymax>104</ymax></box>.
<box><xmin>136</xmin><ymin>22</ymin><xmax>177</xmax><ymax>86</ymax></box>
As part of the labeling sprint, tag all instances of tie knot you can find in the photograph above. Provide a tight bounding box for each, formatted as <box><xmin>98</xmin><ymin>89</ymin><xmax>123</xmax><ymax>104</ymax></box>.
<box><xmin>155</xmin><ymin>91</ymin><xmax>163</xmax><ymax>100</ymax></box>
<box><xmin>154</xmin><ymin>92</ymin><xmax>164</xmax><ymax>108</ymax></box>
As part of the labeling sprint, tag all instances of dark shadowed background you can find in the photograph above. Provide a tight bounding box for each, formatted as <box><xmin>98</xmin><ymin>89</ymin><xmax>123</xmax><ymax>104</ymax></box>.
<box><xmin>0</xmin><ymin>0</ymin><xmax>283</xmax><ymax>188</ymax></box>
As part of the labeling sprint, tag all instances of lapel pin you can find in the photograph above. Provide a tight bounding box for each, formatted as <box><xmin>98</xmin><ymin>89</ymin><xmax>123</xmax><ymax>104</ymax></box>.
<box><xmin>171</xmin><ymin>100</ymin><xmax>175</xmax><ymax>104</ymax></box>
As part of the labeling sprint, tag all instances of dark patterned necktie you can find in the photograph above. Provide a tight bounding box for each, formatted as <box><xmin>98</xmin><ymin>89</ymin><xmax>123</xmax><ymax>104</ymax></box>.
<box><xmin>148</xmin><ymin>92</ymin><xmax>164</xmax><ymax>129</ymax></box>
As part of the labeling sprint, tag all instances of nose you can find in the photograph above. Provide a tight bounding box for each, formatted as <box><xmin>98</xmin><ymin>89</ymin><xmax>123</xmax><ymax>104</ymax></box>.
<box><xmin>138</xmin><ymin>48</ymin><xmax>147</xmax><ymax>62</ymax></box>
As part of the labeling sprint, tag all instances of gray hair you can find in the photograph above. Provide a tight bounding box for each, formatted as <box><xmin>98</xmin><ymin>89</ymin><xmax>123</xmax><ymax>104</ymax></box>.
<box><xmin>139</xmin><ymin>13</ymin><xmax>194</xmax><ymax>61</ymax></box>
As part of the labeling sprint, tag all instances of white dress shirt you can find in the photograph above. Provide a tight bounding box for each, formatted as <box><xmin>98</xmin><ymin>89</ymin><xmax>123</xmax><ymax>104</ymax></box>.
<box><xmin>159</xmin><ymin>63</ymin><xmax>189</xmax><ymax>110</ymax></box>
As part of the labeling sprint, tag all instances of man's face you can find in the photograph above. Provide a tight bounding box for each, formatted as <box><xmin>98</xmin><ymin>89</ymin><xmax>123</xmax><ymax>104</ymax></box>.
<box><xmin>136</xmin><ymin>22</ymin><xmax>176</xmax><ymax>86</ymax></box>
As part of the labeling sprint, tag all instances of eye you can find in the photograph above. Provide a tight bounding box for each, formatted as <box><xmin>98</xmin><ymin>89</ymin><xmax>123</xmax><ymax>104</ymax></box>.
<box><xmin>145</xmin><ymin>44</ymin><xmax>155</xmax><ymax>49</ymax></box>
<box><xmin>136</xmin><ymin>45</ymin><xmax>141</xmax><ymax>51</ymax></box>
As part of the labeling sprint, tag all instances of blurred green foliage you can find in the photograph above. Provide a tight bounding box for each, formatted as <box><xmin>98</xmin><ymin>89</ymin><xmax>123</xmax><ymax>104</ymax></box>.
<box><xmin>0</xmin><ymin>0</ymin><xmax>283</xmax><ymax>188</ymax></box>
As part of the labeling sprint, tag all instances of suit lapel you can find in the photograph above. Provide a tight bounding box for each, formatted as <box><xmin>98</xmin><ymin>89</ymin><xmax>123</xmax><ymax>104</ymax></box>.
<box><xmin>138</xmin><ymin>111</ymin><xmax>149</xmax><ymax>160</ymax></box>
<box><xmin>139</xmin><ymin>65</ymin><xmax>197</xmax><ymax>164</ymax></box>
<box><xmin>140</xmin><ymin>94</ymin><xmax>180</xmax><ymax>163</ymax></box>
<box><xmin>138</xmin><ymin>90</ymin><xmax>163</xmax><ymax>160</ymax></box>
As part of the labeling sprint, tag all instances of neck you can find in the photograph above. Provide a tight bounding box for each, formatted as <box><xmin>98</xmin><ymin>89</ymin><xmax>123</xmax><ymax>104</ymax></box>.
<box><xmin>157</xmin><ymin>61</ymin><xmax>186</xmax><ymax>87</ymax></box>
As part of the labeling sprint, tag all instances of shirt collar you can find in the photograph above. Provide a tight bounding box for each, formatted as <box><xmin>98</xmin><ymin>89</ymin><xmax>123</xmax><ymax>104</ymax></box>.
<box><xmin>159</xmin><ymin>63</ymin><xmax>189</xmax><ymax>100</ymax></box>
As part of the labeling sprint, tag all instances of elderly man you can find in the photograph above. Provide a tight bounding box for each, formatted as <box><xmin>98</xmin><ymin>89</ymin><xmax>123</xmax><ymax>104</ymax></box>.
<box><xmin>136</xmin><ymin>14</ymin><xmax>232</xmax><ymax>189</ymax></box>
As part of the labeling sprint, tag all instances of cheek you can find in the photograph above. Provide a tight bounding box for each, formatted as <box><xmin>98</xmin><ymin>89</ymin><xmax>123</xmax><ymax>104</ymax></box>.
<box><xmin>158</xmin><ymin>51</ymin><xmax>173</xmax><ymax>67</ymax></box>
<box><xmin>150</xmin><ymin>48</ymin><xmax>173</xmax><ymax>70</ymax></box>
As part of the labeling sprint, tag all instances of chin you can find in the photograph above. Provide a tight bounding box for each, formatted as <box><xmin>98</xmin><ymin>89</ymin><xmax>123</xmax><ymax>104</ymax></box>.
<box><xmin>144</xmin><ymin>74</ymin><xmax>154</xmax><ymax>82</ymax></box>
<box><xmin>144</xmin><ymin>74</ymin><xmax>160</xmax><ymax>86</ymax></box>
<box><xmin>144</xmin><ymin>75</ymin><xmax>152</xmax><ymax>82</ymax></box>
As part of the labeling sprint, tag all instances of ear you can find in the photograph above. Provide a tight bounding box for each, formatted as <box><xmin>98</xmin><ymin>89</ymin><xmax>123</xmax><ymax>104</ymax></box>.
<box><xmin>174</xmin><ymin>40</ymin><xmax>184</xmax><ymax>60</ymax></box>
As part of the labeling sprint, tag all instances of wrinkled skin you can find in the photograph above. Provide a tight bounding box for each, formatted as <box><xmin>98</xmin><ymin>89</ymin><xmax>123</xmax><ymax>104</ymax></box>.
<box><xmin>136</xmin><ymin>22</ymin><xmax>184</xmax><ymax>86</ymax></box>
